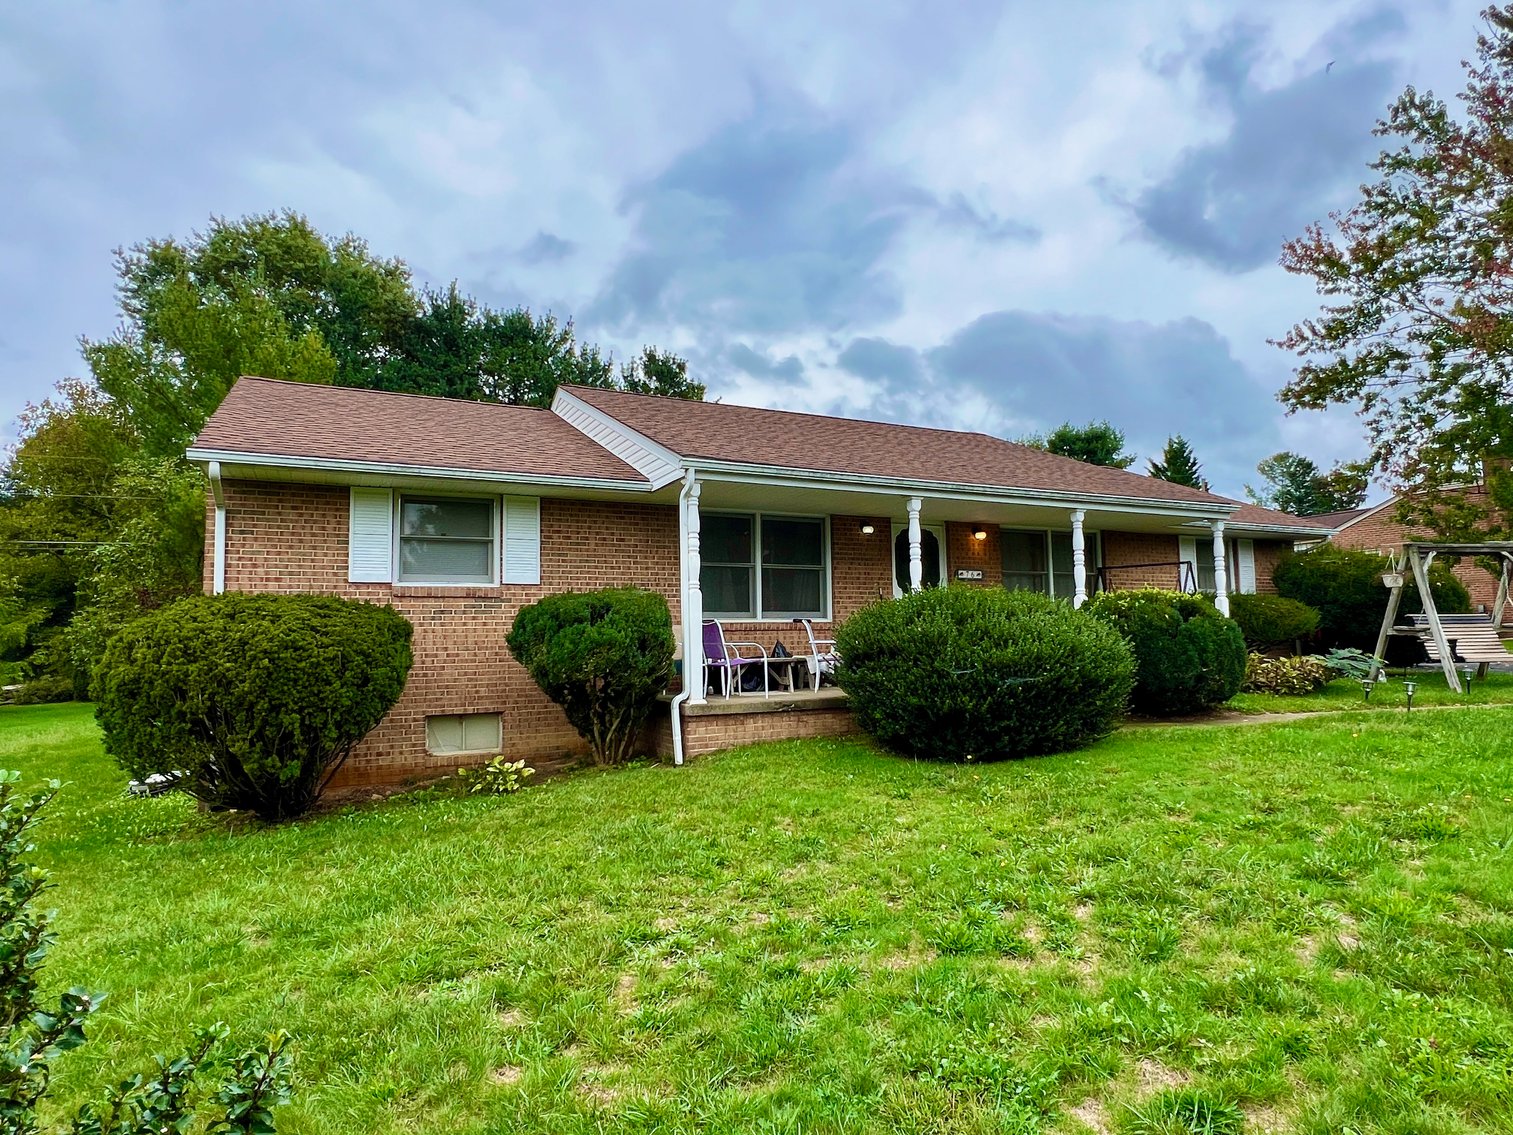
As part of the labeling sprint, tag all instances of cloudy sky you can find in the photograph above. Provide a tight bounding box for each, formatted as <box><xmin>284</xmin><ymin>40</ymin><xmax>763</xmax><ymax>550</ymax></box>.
<box><xmin>0</xmin><ymin>0</ymin><xmax>1488</xmax><ymax>497</ymax></box>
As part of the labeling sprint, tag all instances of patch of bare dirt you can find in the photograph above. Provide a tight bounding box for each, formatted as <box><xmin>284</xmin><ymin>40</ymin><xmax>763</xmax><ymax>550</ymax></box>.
<box><xmin>1068</xmin><ymin>1097</ymin><xmax>1112</xmax><ymax>1134</ymax></box>
<box><xmin>875</xmin><ymin>941</ymin><xmax>938</xmax><ymax>971</ymax></box>
<box><xmin>1245</xmin><ymin>1103</ymin><xmax>1289</xmax><ymax>1133</ymax></box>
<box><xmin>611</xmin><ymin>972</ymin><xmax>637</xmax><ymax>1014</ymax></box>
<box><xmin>490</xmin><ymin>1065</ymin><xmax>523</xmax><ymax>1086</ymax></box>
<box><xmin>1135</xmin><ymin>1058</ymin><xmax>1191</xmax><ymax>1095</ymax></box>
<box><xmin>497</xmin><ymin>1007</ymin><xmax>527</xmax><ymax>1028</ymax></box>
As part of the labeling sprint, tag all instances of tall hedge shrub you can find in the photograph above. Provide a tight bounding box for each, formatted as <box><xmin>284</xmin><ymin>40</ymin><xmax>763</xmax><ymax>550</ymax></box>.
<box><xmin>834</xmin><ymin>587</ymin><xmax>1134</xmax><ymax>762</ymax></box>
<box><xmin>1227</xmin><ymin>593</ymin><xmax>1320</xmax><ymax>651</ymax></box>
<box><xmin>1273</xmin><ymin>546</ymin><xmax>1471</xmax><ymax>649</ymax></box>
<box><xmin>1083</xmin><ymin>590</ymin><xmax>1246</xmax><ymax>716</ymax></box>
<box><xmin>506</xmin><ymin>587</ymin><xmax>673</xmax><ymax>766</ymax></box>
<box><xmin>94</xmin><ymin>594</ymin><xmax>413</xmax><ymax>821</ymax></box>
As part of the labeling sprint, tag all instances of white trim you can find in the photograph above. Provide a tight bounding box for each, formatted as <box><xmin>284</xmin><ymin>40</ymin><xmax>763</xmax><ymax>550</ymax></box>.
<box><xmin>394</xmin><ymin>491</ymin><xmax>500</xmax><ymax>587</ymax></box>
<box><xmin>684</xmin><ymin>460</ymin><xmax>1236</xmax><ymax>518</ymax></box>
<box><xmin>1178</xmin><ymin>536</ymin><xmax>1198</xmax><ymax>592</ymax></box>
<box><xmin>701</xmin><ymin>510</ymin><xmax>832</xmax><ymax>621</ymax></box>
<box><xmin>186</xmin><ymin>447</ymin><xmax>653</xmax><ymax>493</ymax></box>
<box><xmin>550</xmin><ymin>388</ymin><xmax>685</xmax><ymax>488</ymax></box>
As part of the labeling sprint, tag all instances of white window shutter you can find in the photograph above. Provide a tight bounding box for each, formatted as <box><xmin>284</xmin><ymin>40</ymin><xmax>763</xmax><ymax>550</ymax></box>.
<box><xmin>1178</xmin><ymin>536</ymin><xmax>1198</xmax><ymax>592</ymax></box>
<box><xmin>503</xmin><ymin>496</ymin><xmax>541</xmax><ymax>585</ymax></box>
<box><xmin>1237</xmin><ymin>539</ymin><xmax>1257</xmax><ymax>594</ymax></box>
<box><xmin>348</xmin><ymin>487</ymin><xmax>394</xmax><ymax>582</ymax></box>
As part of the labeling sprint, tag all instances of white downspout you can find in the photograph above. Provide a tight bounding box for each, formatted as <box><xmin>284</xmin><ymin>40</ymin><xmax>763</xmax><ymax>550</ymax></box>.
<box><xmin>209</xmin><ymin>461</ymin><xmax>226</xmax><ymax>595</ymax></box>
<box><xmin>668</xmin><ymin>470</ymin><xmax>697</xmax><ymax>766</ymax></box>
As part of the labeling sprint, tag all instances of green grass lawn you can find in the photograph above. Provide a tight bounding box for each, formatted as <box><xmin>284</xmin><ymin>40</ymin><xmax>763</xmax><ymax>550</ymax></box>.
<box><xmin>1227</xmin><ymin>670</ymin><xmax>1513</xmax><ymax>716</ymax></box>
<box><xmin>9</xmin><ymin>702</ymin><xmax>1513</xmax><ymax>1135</ymax></box>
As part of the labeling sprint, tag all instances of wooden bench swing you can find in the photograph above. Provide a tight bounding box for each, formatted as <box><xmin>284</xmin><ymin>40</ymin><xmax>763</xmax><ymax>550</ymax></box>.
<box><xmin>1368</xmin><ymin>542</ymin><xmax>1513</xmax><ymax>692</ymax></box>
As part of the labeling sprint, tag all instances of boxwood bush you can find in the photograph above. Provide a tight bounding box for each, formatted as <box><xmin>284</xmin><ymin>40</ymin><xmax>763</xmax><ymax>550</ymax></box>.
<box><xmin>1083</xmin><ymin>590</ymin><xmax>1246</xmax><ymax>716</ymax></box>
<box><xmin>834</xmin><ymin>587</ymin><xmax>1133</xmax><ymax>762</ymax></box>
<box><xmin>1273</xmin><ymin>546</ymin><xmax>1471</xmax><ymax>649</ymax></box>
<box><xmin>94</xmin><ymin>594</ymin><xmax>413</xmax><ymax>821</ymax></box>
<box><xmin>1227</xmin><ymin>593</ymin><xmax>1320</xmax><ymax>652</ymax></box>
<box><xmin>506</xmin><ymin>587</ymin><xmax>673</xmax><ymax>766</ymax></box>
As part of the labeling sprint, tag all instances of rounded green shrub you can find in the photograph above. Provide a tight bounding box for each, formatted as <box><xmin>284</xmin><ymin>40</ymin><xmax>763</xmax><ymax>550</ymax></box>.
<box><xmin>1083</xmin><ymin>590</ymin><xmax>1246</xmax><ymax>716</ymax></box>
<box><xmin>94</xmin><ymin>594</ymin><xmax>413</xmax><ymax>821</ymax></box>
<box><xmin>506</xmin><ymin>587</ymin><xmax>673</xmax><ymax>767</ymax></box>
<box><xmin>1228</xmin><ymin>593</ymin><xmax>1320</xmax><ymax>651</ymax></box>
<box><xmin>834</xmin><ymin>587</ymin><xmax>1134</xmax><ymax>762</ymax></box>
<box><xmin>1273</xmin><ymin>546</ymin><xmax>1471</xmax><ymax>649</ymax></box>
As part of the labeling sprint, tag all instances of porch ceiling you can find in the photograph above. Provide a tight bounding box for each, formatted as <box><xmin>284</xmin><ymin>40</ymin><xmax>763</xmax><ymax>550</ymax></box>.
<box><xmin>695</xmin><ymin>478</ymin><xmax>1213</xmax><ymax>536</ymax></box>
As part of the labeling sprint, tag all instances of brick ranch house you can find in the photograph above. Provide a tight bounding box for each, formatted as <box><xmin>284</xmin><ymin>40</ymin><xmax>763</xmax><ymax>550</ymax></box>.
<box><xmin>1318</xmin><ymin>485</ymin><xmax>1506</xmax><ymax>612</ymax></box>
<box><xmin>188</xmin><ymin>376</ymin><xmax>1329</xmax><ymax>786</ymax></box>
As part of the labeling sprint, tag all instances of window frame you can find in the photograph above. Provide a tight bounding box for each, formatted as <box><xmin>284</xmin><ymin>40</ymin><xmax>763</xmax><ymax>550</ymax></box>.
<box><xmin>999</xmin><ymin>526</ymin><xmax>1101</xmax><ymax>597</ymax></box>
<box><xmin>702</xmin><ymin>511</ymin><xmax>831</xmax><ymax>622</ymax></box>
<box><xmin>394</xmin><ymin>492</ymin><xmax>500</xmax><ymax>587</ymax></box>
<box><xmin>1193</xmin><ymin>538</ymin><xmax>1241</xmax><ymax>594</ymax></box>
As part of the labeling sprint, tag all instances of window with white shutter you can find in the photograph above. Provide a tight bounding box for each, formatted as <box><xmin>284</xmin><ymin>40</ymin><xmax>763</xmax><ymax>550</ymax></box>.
<box><xmin>1178</xmin><ymin>536</ymin><xmax>1198</xmax><ymax>592</ymax></box>
<box><xmin>1236</xmin><ymin>539</ymin><xmax>1257</xmax><ymax>594</ymax></box>
<box><xmin>503</xmin><ymin>496</ymin><xmax>541</xmax><ymax>585</ymax></box>
<box><xmin>348</xmin><ymin>487</ymin><xmax>394</xmax><ymax>582</ymax></box>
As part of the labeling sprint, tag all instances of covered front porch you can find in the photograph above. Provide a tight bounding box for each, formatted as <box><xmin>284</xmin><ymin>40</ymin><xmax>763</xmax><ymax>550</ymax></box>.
<box><xmin>660</xmin><ymin>470</ymin><xmax>1243</xmax><ymax>757</ymax></box>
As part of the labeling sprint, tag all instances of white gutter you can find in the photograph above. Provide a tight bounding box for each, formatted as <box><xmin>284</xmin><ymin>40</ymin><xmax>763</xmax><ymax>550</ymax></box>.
<box><xmin>184</xmin><ymin>447</ymin><xmax>655</xmax><ymax>494</ymax></box>
<box><xmin>208</xmin><ymin>460</ymin><xmax>226</xmax><ymax>595</ymax></box>
<box><xmin>680</xmin><ymin>459</ymin><xmax>1237</xmax><ymax>518</ymax></box>
<box><xmin>668</xmin><ymin>470</ymin><xmax>695</xmax><ymax>767</ymax></box>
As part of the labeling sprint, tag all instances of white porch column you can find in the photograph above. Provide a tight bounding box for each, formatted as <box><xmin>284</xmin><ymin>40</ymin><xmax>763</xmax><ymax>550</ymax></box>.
<box><xmin>685</xmin><ymin>478</ymin><xmax>706</xmax><ymax>704</ymax></box>
<box><xmin>1070</xmin><ymin>509</ymin><xmax>1087</xmax><ymax>608</ymax></box>
<box><xmin>906</xmin><ymin>497</ymin><xmax>923</xmax><ymax>593</ymax></box>
<box><xmin>1211</xmin><ymin>520</ymin><xmax>1229</xmax><ymax>616</ymax></box>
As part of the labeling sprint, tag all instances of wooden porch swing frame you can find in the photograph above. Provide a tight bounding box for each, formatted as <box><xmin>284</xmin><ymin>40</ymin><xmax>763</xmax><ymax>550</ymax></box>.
<box><xmin>1368</xmin><ymin>542</ymin><xmax>1513</xmax><ymax>693</ymax></box>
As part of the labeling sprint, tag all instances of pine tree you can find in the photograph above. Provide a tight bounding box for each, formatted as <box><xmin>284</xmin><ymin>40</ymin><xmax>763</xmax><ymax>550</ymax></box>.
<box><xmin>1147</xmin><ymin>435</ymin><xmax>1209</xmax><ymax>490</ymax></box>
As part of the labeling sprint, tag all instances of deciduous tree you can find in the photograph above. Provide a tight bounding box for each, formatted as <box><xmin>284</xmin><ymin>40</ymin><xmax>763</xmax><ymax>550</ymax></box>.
<box><xmin>1023</xmin><ymin>421</ymin><xmax>1136</xmax><ymax>468</ymax></box>
<box><xmin>1245</xmin><ymin>451</ymin><xmax>1368</xmax><ymax>516</ymax></box>
<box><xmin>1275</xmin><ymin>5</ymin><xmax>1513</xmax><ymax>538</ymax></box>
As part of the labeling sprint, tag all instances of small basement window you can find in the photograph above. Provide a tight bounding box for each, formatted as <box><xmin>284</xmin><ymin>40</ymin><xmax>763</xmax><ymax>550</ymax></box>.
<box><xmin>425</xmin><ymin>713</ymin><xmax>502</xmax><ymax>755</ymax></box>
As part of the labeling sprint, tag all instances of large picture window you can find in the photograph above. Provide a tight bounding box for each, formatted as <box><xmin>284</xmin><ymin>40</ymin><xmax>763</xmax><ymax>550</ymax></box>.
<box><xmin>398</xmin><ymin>496</ymin><xmax>496</xmax><ymax>584</ymax></box>
<box><xmin>1000</xmin><ymin>527</ymin><xmax>1100</xmax><ymax>597</ymax></box>
<box><xmin>1194</xmin><ymin>539</ymin><xmax>1241</xmax><ymax>594</ymax></box>
<box><xmin>702</xmin><ymin>513</ymin><xmax>828</xmax><ymax>619</ymax></box>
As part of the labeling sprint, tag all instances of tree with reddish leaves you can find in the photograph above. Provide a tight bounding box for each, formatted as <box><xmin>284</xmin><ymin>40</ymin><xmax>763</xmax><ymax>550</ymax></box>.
<box><xmin>1275</xmin><ymin>5</ymin><xmax>1513</xmax><ymax>539</ymax></box>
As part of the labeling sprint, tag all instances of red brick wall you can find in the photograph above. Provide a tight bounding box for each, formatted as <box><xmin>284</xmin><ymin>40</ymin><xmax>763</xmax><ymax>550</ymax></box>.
<box><xmin>1101</xmin><ymin>532</ymin><xmax>1184</xmax><ymax>590</ymax></box>
<box><xmin>946</xmin><ymin>521</ymin><xmax>1001</xmax><ymax>586</ymax></box>
<box><xmin>645</xmin><ymin>706</ymin><xmax>858</xmax><ymax>759</ymax></box>
<box><xmin>1252</xmin><ymin>540</ymin><xmax>1286</xmax><ymax>595</ymax></box>
<box><xmin>211</xmin><ymin>481</ymin><xmax>680</xmax><ymax>785</ymax></box>
<box><xmin>1330</xmin><ymin>501</ymin><xmax>1503</xmax><ymax>611</ymax></box>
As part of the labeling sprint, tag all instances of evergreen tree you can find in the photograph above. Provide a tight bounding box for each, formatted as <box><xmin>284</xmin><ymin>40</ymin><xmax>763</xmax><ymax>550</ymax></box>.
<box><xmin>1147</xmin><ymin>435</ymin><xmax>1210</xmax><ymax>490</ymax></box>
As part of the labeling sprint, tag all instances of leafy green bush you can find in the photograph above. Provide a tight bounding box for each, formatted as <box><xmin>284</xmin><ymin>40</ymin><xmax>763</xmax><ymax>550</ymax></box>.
<box><xmin>1083</xmin><ymin>590</ymin><xmax>1246</xmax><ymax>716</ymax></box>
<box><xmin>11</xmin><ymin>675</ymin><xmax>75</xmax><ymax>705</ymax></box>
<box><xmin>93</xmin><ymin>594</ymin><xmax>413</xmax><ymax>821</ymax></box>
<box><xmin>506</xmin><ymin>587</ymin><xmax>673</xmax><ymax>766</ymax></box>
<box><xmin>0</xmin><ymin>770</ymin><xmax>293</xmax><ymax>1131</ymax></box>
<box><xmin>1274</xmin><ymin>546</ymin><xmax>1471</xmax><ymax>649</ymax></box>
<box><xmin>1227</xmin><ymin>593</ymin><xmax>1320</xmax><ymax>651</ymax></box>
<box><xmin>457</xmin><ymin>757</ymin><xmax>535</xmax><ymax>795</ymax></box>
<box><xmin>1242</xmin><ymin>653</ymin><xmax>1333</xmax><ymax>695</ymax></box>
<box><xmin>834</xmin><ymin>586</ymin><xmax>1133</xmax><ymax>762</ymax></box>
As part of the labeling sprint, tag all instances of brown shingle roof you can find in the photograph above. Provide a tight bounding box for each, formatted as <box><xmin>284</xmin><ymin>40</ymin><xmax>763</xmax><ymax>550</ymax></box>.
<box><xmin>565</xmin><ymin>385</ymin><xmax>1233</xmax><ymax>506</ymax></box>
<box><xmin>192</xmin><ymin>377</ymin><xmax>647</xmax><ymax>483</ymax></box>
<box><xmin>1306</xmin><ymin>506</ymin><xmax>1374</xmax><ymax>530</ymax></box>
<box><xmin>1225</xmin><ymin>503</ymin><xmax>1336</xmax><ymax>531</ymax></box>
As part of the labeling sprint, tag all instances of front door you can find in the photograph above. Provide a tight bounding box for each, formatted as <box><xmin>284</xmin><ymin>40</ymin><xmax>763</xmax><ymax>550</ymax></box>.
<box><xmin>892</xmin><ymin>524</ymin><xmax>946</xmax><ymax>596</ymax></box>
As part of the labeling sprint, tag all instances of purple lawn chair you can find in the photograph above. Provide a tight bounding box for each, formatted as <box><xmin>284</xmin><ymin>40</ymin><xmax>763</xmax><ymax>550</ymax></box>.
<box><xmin>702</xmin><ymin>620</ymin><xmax>769</xmax><ymax>697</ymax></box>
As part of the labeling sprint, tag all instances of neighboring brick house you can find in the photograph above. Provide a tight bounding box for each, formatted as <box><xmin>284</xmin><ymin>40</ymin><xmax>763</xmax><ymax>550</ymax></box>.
<box><xmin>189</xmin><ymin>377</ymin><xmax>1327</xmax><ymax>785</ymax></box>
<box><xmin>1321</xmin><ymin>487</ymin><xmax>1506</xmax><ymax>611</ymax></box>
